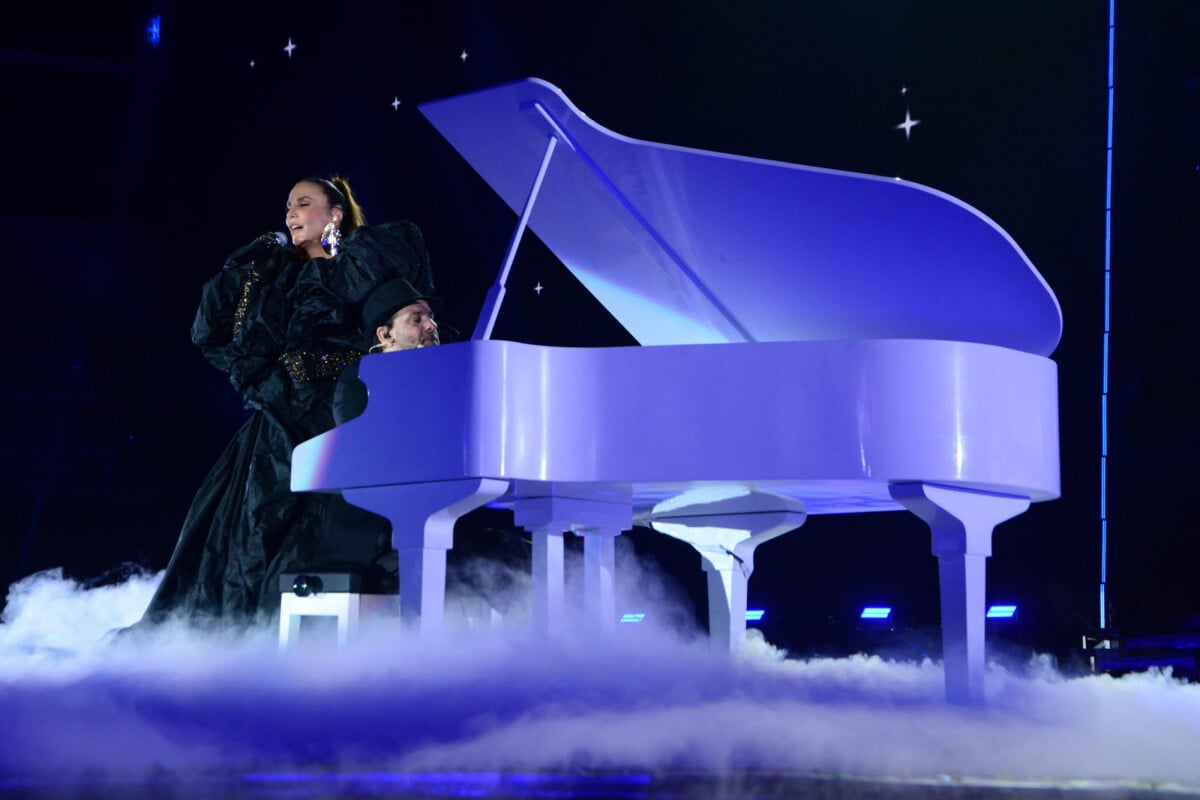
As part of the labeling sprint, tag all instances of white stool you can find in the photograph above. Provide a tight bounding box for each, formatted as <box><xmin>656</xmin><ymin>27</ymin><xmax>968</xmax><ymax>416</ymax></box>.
<box><xmin>278</xmin><ymin>573</ymin><xmax>375</xmax><ymax>649</ymax></box>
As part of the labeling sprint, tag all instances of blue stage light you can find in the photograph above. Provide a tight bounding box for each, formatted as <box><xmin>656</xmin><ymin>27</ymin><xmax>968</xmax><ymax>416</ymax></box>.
<box><xmin>986</xmin><ymin>604</ymin><xmax>1017</xmax><ymax>619</ymax></box>
<box><xmin>745</xmin><ymin>609</ymin><xmax>764</xmax><ymax>621</ymax></box>
<box><xmin>620</xmin><ymin>613</ymin><xmax>645</xmax><ymax>623</ymax></box>
<box><xmin>146</xmin><ymin>15</ymin><xmax>161</xmax><ymax>46</ymax></box>
<box><xmin>1098</xmin><ymin>0</ymin><xmax>1114</xmax><ymax>631</ymax></box>
<box><xmin>860</xmin><ymin>606</ymin><xmax>892</xmax><ymax>620</ymax></box>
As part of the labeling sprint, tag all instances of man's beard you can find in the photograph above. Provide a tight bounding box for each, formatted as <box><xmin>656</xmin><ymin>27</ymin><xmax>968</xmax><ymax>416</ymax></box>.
<box><xmin>393</xmin><ymin>330</ymin><xmax>440</xmax><ymax>350</ymax></box>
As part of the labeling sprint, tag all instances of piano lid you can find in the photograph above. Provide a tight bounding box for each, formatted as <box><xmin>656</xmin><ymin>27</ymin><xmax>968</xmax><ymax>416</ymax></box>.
<box><xmin>419</xmin><ymin>78</ymin><xmax>1062</xmax><ymax>356</ymax></box>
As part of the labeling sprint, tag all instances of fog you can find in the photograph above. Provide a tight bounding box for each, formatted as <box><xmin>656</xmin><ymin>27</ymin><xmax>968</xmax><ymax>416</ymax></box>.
<box><xmin>2</xmin><ymin>558</ymin><xmax>1198</xmax><ymax>793</ymax></box>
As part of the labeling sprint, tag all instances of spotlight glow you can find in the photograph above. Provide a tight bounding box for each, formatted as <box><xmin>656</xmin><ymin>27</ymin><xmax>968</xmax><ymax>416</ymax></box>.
<box><xmin>145</xmin><ymin>15</ymin><xmax>161</xmax><ymax>46</ymax></box>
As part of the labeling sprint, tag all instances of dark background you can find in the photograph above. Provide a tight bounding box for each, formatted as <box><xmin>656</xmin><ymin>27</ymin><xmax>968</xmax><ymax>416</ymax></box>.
<box><xmin>1</xmin><ymin>2</ymin><xmax>1195</xmax><ymax>661</ymax></box>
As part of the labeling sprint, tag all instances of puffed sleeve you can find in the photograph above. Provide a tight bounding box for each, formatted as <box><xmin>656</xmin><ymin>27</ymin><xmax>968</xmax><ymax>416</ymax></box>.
<box><xmin>300</xmin><ymin>221</ymin><xmax>433</xmax><ymax>304</ymax></box>
<box><xmin>191</xmin><ymin>241</ymin><xmax>298</xmax><ymax>408</ymax></box>
<box><xmin>285</xmin><ymin>221</ymin><xmax>435</xmax><ymax>353</ymax></box>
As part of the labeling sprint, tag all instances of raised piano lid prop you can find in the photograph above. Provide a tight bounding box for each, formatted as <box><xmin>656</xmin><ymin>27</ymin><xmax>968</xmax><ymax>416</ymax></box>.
<box><xmin>293</xmin><ymin>78</ymin><xmax>1062</xmax><ymax>705</ymax></box>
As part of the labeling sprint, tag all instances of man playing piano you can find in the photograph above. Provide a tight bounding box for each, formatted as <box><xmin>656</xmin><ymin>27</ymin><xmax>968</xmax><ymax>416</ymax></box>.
<box><xmin>332</xmin><ymin>278</ymin><xmax>530</xmax><ymax>622</ymax></box>
<box><xmin>367</xmin><ymin>278</ymin><xmax>442</xmax><ymax>354</ymax></box>
<box><xmin>333</xmin><ymin>277</ymin><xmax>441</xmax><ymax>425</ymax></box>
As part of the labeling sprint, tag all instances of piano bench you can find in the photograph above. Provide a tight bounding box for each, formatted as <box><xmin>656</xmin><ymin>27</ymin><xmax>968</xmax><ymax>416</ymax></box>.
<box><xmin>277</xmin><ymin>572</ymin><xmax>396</xmax><ymax>650</ymax></box>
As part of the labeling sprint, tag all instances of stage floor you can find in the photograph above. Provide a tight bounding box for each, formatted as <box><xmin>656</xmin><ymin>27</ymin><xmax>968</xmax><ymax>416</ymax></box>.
<box><xmin>2</xmin><ymin>770</ymin><xmax>1198</xmax><ymax>799</ymax></box>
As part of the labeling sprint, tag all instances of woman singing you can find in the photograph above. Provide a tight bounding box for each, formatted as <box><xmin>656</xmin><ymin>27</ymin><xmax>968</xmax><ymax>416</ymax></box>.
<box><xmin>135</xmin><ymin>176</ymin><xmax>433</xmax><ymax>628</ymax></box>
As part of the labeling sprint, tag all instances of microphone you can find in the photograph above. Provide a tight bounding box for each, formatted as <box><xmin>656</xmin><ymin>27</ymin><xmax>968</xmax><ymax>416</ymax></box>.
<box><xmin>222</xmin><ymin>231</ymin><xmax>288</xmax><ymax>270</ymax></box>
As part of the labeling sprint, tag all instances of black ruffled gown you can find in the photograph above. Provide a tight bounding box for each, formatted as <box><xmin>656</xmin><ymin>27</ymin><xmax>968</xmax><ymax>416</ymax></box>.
<box><xmin>138</xmin><ymin>223</ymin><xmax>434</xmax><ymax>626</ymax></box>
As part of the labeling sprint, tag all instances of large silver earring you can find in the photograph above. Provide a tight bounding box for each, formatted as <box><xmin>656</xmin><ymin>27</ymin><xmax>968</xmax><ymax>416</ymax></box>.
<box><xmin>321</xmin><ymin>222</ymin><xmax>342</xmax><ymax>256</ymax></box>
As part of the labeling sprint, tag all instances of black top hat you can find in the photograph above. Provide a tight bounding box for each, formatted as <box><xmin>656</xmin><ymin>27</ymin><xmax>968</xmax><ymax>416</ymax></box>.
<box><xmin>362</xmin><ymin>278</ymin><xmax>442</xmax><ymax>340</ymax></box>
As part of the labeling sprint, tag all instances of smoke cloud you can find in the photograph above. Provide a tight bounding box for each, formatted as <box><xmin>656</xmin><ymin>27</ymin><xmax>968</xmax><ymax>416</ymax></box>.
<box><xmin>1</xmin><ymin>561</ymin><xmax>1198</xmax><ymax>794</ymax></box>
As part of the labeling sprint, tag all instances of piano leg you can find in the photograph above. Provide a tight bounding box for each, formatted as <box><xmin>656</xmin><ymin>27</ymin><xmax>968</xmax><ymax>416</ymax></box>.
<box><xmin>650</xmin><ymin>502</ymin><xmax>806</xmax><ymax>652</ymax></box>
<box><xmin>700</xmin><ymin>552</ymin><xmax>749</xmax><ymax>653</ymax></box>
<box><xmin>890</xmin><ymin>483</ymin><xmax>1030</xmax><ymax>706</ymax></box>
<box><xmin>395</xmin><ymin>548</ymin><xmax>448</xmax><ymax>634</ymax></box>
<box><xmin>531</xmin><ymin>530</ymin><xmax>565</xmax><ymax>635</ymax></box>
<box><xmin>344</xmin><ymin>478</ymin><xmax>509</xmax><ymax>636</ymax></box>
<box><xmin>582</xmin><ymin>532</ymin><xmax>618</xmax><ymax>633</ymax></box>
<box><xmin>514</xmin><ymin>497</ymin><xmax>631</xmax><ymax>636</ymax></box>
<box><xmin>514</xmin><ymin>499</ymin><xmax>568</xmax><ymax>635</ymax></box>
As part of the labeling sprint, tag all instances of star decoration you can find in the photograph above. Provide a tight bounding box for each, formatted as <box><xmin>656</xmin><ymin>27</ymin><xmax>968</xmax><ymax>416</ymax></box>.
<box><xmin>895</xmin><ymin>109</ymin><xmax>920</xmax><ymax>141</ymax></box>
<box><xmin>283</xmin><ymin>37</ymin><xmax>296</xmax><ymax>59</ymax></box>
<box><xmin>460</xmin><ymin>49</ymin><xmax>468</xmax><ymax>62</ymax></box>
<box><xmin>391</xmin><ymin>96</ymin><xmax>401</xmax><ymax>111</ymax></box>
<box><xmin>534</xmin><ymin>282</ymin><xmax>544</xmax><ymax>296</ymax></box>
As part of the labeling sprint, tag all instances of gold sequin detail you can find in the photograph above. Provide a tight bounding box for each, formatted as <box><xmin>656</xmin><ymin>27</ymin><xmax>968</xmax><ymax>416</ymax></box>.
<box><xmin>280</xmin><ymin>350</ymin><xmax>364</xmax><ymax>383</ymax></box>
<box><xmin>231</xmin><ymin>268</ymin><xmax>266</xmax><ymax>337</ymax></box>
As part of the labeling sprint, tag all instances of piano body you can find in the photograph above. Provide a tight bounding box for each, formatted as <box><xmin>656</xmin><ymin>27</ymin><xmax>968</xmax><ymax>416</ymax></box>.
<box><xmin>292</xmin><ymin>78</ymin><xmax>1061</xmax><ymax>705</ymax></box>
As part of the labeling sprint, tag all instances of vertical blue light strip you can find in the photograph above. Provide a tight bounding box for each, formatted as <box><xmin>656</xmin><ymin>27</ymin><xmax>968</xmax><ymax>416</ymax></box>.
<box><xmin>1099</xmin><ymin>0</ymin><xmax>1115</xmax><ymax>630</ymax></box>
<box><xmin>1103</xmin><ymin>276</ymin><xmax>1111</xmax><ymax>361</ymax></box>
<box><xmin>1101</xmin><ymin>520</ymin><xmax>1108</xmax><ymax>582</ymax></box>
<box><xmin>1101</xmin><ymin>395</ymin><xmax>1108</xmax><ymax>468</ymax></box>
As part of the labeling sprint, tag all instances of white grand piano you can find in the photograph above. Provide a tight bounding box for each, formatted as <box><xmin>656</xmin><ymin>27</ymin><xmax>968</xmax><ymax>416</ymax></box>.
<box><xmin>292</xmin><ymin>78</ymin><xmax>1061</xmax><ymax>705</ymax></box>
